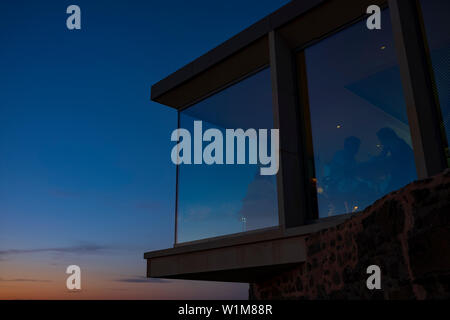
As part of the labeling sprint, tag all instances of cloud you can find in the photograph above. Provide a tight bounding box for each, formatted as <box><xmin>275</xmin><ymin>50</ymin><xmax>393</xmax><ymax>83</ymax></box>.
<box><xmin>49</xmin><ymin>189</ymin><xmax>81</xmax><ymax>198</ymax></box>
<box><xmin>135</xmin><ymin>201</ymin><xmax>163</xmax><ymax>211</ymax></box>
<box><xmin>237</xmin><ymin>173</ymin><xmax>278</xmax><ymax>229</ymax></box>
<box><xmin>182</xmin><ymin>206</ymin><xmax>212</xmax><ymax>222</ymax></box>
<box><xmin>115</xmin><ymin>276</ymin><xmax>169</xmax><ymax>283</ymax></box>
<box><xmin>0</xmin><ymin>278</ymin><xmax>52</xmax><ymax>283</ymax></box>
<box><xmin>0</xmin><ymin>243</ymin><xmax>111</xmax><ymax>258</ymax></box>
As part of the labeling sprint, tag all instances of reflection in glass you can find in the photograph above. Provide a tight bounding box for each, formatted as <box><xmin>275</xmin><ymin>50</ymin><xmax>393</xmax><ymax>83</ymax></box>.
<box><xmin>419</xmin><ymin>0</ymin><xmax>450</xmax><ymax>166</ymax></box>
<box><xmin>305</xmin><ymin>9</ymin><xmax>417</xmax><ymax>218</ymax></box>
<box><xmin>177</xmin><ymin>68</ymin><xmax>278</xmax><ymax>243</ymax></box>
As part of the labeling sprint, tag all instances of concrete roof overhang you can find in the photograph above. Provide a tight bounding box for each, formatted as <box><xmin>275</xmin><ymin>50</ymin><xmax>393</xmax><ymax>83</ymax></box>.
<box><xmin>150</xmin><ymin>0</ymin><xmax>325</xmax><ymax>109</ymax></box>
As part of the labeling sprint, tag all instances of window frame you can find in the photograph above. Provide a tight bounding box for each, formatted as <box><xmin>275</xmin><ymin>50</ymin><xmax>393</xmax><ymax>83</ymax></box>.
<box><xmin>173</xmin><ymin>65</ymin><xmax>278</xmax><ymax>245</ymax></box>
<box><xmin>164</xmin><ymin>0</ymin><xmax>448</xmax><ymax>248</ymax></box>
<box><xmin>413</xmin><ymin>0</ymin><xmax>450</xmax><ymax>168</ymax></box>
<box><xmin>293</xmin><ymin>3</ymin><xmax>413</xmax><ymax>221</ymax></box>
<box><xmin>387</xmin><ymin>0</ymin><xmax>448</xmax><ymax>177</ymax></box>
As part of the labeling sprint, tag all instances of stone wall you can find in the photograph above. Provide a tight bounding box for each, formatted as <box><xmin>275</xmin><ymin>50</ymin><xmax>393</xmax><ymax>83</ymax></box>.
<box><xmin>250</xmin><ymin>169</ymin><xmax>450</xmax><ymax>299</ymax></box>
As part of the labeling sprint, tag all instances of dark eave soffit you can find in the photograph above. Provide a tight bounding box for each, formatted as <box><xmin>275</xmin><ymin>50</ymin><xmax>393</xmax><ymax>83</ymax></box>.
<box><xmin>150</xmin><ymin>0</ymin><xmax>325</xmax><ymax>109</ymax></box>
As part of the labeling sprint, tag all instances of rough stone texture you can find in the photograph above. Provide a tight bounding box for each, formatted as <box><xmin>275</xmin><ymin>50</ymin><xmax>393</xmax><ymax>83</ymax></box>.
<box><xmin>250</xmin><ymin>169</ymin><xmax>450</xmax><ymax>300</ymax></box>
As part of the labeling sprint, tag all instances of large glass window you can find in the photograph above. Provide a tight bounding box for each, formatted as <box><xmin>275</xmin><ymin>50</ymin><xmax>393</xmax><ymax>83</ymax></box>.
<box><xmin>419</xmin><ymin>0</ymin><xmax>450</xmax><ymax>166</ymax></box>
<box><xmin>304</xmin><ymin>9</ymin><xmax>417</xmax><ymax>218</ymax></box>
<box><xmin>176</xmin><ymin>68</ymin><xmax>278</xmax><ymax>243</ymax></box>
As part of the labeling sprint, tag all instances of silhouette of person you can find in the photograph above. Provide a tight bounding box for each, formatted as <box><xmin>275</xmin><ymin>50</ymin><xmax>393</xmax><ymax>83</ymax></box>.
<box><xmin>327</xmin><ymin>136</ymin><xmax>361</xmax><ymax>191</ymax></box>
<box><xmin>323</xmin><ymin>136</ymin><xmax>362</xmax><ymax>214</ymax></box>
<box><xmin>375</xmin><ymin>127</ymin><xmax>416</xmax><ymax>192</ymax></box>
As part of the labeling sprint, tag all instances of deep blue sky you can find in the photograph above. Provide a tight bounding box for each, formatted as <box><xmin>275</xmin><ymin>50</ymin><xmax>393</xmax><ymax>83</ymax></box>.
<box><xmin>0</xmin><ymin>0</ymin><xmax>289</xmax><ymax>299</ymax></box>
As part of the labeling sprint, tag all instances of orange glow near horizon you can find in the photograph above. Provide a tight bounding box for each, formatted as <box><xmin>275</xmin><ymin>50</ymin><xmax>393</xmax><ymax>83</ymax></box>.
<box><xmin>0</xmin><ymin>260</ymin><xmax>248</xmax><ymax>300</ymax></box>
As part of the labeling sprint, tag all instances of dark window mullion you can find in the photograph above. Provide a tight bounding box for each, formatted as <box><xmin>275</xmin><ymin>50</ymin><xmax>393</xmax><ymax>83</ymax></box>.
<box><xmin>389</xmin><ymin>0</ymin><xmax>448</xmax><ymax>178</ymax></box>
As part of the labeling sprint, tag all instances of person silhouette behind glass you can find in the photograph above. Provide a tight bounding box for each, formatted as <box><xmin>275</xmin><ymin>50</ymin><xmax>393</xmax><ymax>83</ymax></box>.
<box><xmin>324</xmin><ymin>136</ymin><xmax>362</xmax><ymax>214</ymax></box>
<box><xmin>375</xmin><ymin>127</ymin><xmax>416</xmax><ymax>192</ymax></box>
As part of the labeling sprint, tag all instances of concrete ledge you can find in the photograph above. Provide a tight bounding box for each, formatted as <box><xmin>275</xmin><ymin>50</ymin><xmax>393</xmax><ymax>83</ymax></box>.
<box><xmin>147</xmin><ymin>236</ymin><xmax>307</xmax><ymax>282</ymax></box>
<box><xmin>144</xmin><ymin>216</ymin><xmax>352</xmax><ymax>282</ymax></box>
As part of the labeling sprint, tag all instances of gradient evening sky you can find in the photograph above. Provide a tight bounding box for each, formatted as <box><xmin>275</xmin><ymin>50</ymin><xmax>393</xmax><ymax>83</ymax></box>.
<box><xmin>0</xmin><ymin>0</ymin><xmax>289</xmax><ymax>299</ymax></box>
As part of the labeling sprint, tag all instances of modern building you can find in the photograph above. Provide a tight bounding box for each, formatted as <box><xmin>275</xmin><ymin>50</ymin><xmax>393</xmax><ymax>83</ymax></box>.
<box><xmin>144</xmin><ymin>0</ymin><xmax>450</xmax><ymax>298</ymax></box>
